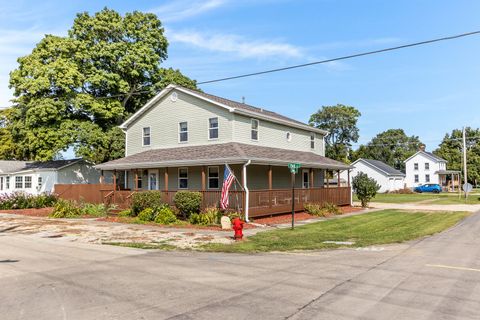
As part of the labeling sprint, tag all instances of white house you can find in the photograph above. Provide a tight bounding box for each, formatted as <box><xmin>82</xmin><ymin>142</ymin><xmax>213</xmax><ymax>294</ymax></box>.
<box><xmin>341</xmin><ymin>158</ymin><xmax>405</xmax><ymax>193</ymax></box>
<box><xmin>404</xmin><ymin>150</ymin><xmax>460</xmax><ymax>190</ymax></box>
<box><xmin>0</xmin><ymin>159</ymin><xmax>100</xmax><ymax>195</ymax></box>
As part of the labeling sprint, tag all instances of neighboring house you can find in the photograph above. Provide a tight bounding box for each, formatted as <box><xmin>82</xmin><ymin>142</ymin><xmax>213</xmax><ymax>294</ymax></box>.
<box><xmin>96</xmin><ymin>84</ymin><xmax>351</xmax><ymax>218</ymax></box>
<box><xmin>404</xmin><ymin>150</ymin><xmax>461</xmax><ymax>190</ymax></box>
<box><xmin>341</xmin><ymin>158</ymin><xmax>405</xmax><ymax>193</ymax></box>
<box><xmin>0</xmin><ymin>159</ymin><xmax>100</xmax><ymax>195</ymax></box>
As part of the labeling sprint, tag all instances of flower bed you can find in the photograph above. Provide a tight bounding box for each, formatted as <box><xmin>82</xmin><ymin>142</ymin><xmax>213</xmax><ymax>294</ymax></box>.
<box><xmin>0</xmin><ymin>207</ymin><xmax>54</xmax><ymax>217</ymax></box>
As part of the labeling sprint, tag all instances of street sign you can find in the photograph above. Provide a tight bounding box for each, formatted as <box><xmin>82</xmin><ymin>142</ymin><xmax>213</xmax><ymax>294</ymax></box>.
<box><xmin>463</xmin><ymin>183</ymin><xmax>473</xmax><ymax>193</ymax></box>
<box><xmin>288</xmin><ymin>163</ymin><xmax>301</xmax><ymax>174</ymax></box>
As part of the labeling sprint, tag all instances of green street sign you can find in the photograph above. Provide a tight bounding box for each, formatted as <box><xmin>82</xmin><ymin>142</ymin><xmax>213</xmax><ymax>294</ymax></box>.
<box><xmin>288</xmin><ymin>163</ymin><xmax>301</xmax><ymax>174</ymax></box>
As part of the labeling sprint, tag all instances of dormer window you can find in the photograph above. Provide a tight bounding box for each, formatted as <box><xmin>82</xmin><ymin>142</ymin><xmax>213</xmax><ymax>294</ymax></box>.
<box><xmin>310</xmin><ymin>132</ymin><xmax>315</xmax><ymax>149</ymax></box>
<box><xmin>209</xmin><ymin>117</ymin><xmax>219</xmax><ymax>140</ymax></box>
<box><xmin>142</xmin><ymin>127</ymin><xmax>151</xmax><ymax>146</ymax></box>
<box><xmin>251</xmin><ymin>119</ymin><xmax>259</xmax><ymax>141</ymax></box>
<box><xmin>179</xmin><ymin>122</ymin><xmax>188</xmax><ymax>142</ymax></box>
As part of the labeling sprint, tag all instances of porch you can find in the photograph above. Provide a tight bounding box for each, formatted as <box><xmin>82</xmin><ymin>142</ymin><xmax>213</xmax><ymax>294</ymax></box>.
<box><xmin>437</xmin><ymin>170</ymin><xmax>462</xmax><ymax>192</ymax></box>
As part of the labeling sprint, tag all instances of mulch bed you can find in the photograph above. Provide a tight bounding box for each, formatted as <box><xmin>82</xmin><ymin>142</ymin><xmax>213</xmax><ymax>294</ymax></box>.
<box><xmin>0</xmin><ymin>207</ymin><xmax>54</xmax><ymax>217</ymax></box>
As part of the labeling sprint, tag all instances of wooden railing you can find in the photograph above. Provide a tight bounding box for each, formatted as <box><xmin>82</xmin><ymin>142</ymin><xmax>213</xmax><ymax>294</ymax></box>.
<box><xmin>55</xmin><ymin>184</ymin><xmax>114</xmax><ymax>204</ymax></box>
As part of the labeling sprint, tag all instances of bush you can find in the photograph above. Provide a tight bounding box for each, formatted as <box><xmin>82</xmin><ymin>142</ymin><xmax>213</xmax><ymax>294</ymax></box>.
<box><xmin>174</xmin><ymin>191</ymin><xmax>202</xmax><ymax>218</ymax></box>
<box><xmin>81</xmin><ymin>203</ymin><xmax>111</xmax><ymax>217</ymax></box>
<box><xmin>0</xmin><ymin>192</ymin><xmax>57</xmax><ymax>210</ymax></box>
<box><xmin>118</xmin><ymin>209</ymin><xmax>133</xmax><ymax>217</ymax></box>
<box><xmin>131</xmin><ymin>191</ymin><xmax>163</xmax><ymax>216</ymax></box>
<box><xmin>154</xmin><ymin>205</ymin><xmax>178</xmax><ymax>225</ymax></box>
<box><xmin>137</xmin><ymin>208</ymin><xmax>156</xmax><ymax>222</ymax></box>
<box><xmin>352</xmin><ymin>172</ymin><xmax>381</xmax><ymax>207</ymax></box>
<box><xmin>50</xmin><ymin>199</ymin><xmax>82</xmax><ymax>218</ymax></box>
<box><xmin>304</xmin><ymin>202</ymin><xmax>340</xmax><ymax>217</ymax></box>
<box><xmin>322</xmin><ymin>202</ymin><xmax>341</xmax><ymax>215</ymax></box>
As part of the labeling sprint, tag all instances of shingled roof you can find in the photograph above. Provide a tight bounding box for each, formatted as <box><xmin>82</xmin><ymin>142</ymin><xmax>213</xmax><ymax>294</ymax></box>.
<box><xmin>95</xmin><ymin>143</ymin><xmax>350</xmax><ymax>170</ymax></box>
<box><xmin>0</xmin><ymin>159</ymin><xmax>83</xmax><ymax>174</ymax></box>
<box><xmin>355</xmin><ymin>159</ymin><xmax>405</xmax><ymax>176</ymax></box>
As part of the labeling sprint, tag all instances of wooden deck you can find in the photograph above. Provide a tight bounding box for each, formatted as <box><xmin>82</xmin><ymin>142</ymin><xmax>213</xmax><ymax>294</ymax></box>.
<box><xmin>56</xmin><ymin>184</ymin><xmax>351</xmax><ymax>217</ymax></box>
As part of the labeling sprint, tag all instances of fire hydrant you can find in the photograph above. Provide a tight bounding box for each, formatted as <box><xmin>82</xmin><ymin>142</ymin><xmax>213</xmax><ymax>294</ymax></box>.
<box><xmin>232</xmin><ymin>217</ymin><xmax>244</xmax><ymax>240</ymax></box>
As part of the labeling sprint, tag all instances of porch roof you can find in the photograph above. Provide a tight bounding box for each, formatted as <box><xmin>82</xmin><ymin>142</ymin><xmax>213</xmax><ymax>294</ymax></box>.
<box><xmin>436</xmin><ymin>170</ymin><xmax>461</xmax><ymax>175</ymax></box>
<box><xmin>95</xmin><ymin>142</ymin><xmax>350</xmax><ymax>171</ymax></box>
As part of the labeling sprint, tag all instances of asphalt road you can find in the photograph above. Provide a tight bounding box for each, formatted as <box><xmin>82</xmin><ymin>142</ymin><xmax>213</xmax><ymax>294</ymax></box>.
<box><xmin>1</xmin><ymin>212</ymin><xmax>479</xmax><ymax>320</ymax></box>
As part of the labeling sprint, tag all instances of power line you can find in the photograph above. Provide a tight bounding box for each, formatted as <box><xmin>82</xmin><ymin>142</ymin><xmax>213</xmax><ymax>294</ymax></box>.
<box><xmin>197</xmin><ymin>30</ymin><xmax>480</xmax><ymax>84</ymax></box>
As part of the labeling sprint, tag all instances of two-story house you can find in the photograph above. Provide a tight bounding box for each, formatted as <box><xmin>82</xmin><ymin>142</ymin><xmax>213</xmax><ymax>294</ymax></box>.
<box><xmin>96</xmin><ymin>85</ymin><xmax>351</xmax><ymax>219</ymax></box>
<box><xmin>404</xmin><ymin>149</ymin><xmax>461</xmax><ymax>191</ymax></box>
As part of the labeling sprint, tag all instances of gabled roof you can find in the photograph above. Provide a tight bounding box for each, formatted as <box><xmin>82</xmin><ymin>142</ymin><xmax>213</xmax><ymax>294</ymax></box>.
<box><xmin>352</xmin><ymin>158</ymin><xmax>405</xmax><ymax>177</ymax></box>
<box><xmin>404</xmin><ymin>151</ymin><xmax>447</xmax><ymax>163</ymax></box>
<box><xmin>120</xmin><ymin>84</ymin><xmax>328</xmax><ymax>135</ymax></box>
<box><xmin>95</xmin><ymin>142</ymin><xmax>350</xmax><ymax>170</ymax></box>
<box><xmin>0</xmin><ymin>159</ymin><xmax>84</xmax><ymax>174</ymax></box>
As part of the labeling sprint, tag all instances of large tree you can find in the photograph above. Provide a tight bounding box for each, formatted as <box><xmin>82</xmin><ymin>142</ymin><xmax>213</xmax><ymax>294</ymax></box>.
<box><xmin>434</xmin><ymin>127</ymin><xmax>480</xmax><ymax>185</ymax></box>
<box><xmin>4</xmin><ymin>8</ymin><xmax>197</xmax><ymax>163</ymax></box>
<box><xmin>352</xmin><ymin>129</ymin><xmax>423</xmax><ymax>171</ymax></box>
<box><xmin>309</xmin><ymin>104</ymin><xmax>361</xmax><ymax>162</ymax></box>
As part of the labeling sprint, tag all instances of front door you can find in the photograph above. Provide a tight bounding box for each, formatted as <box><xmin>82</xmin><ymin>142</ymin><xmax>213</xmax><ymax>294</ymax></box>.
<box><xmin>148</xmin><ymin>170</ymin><xmax>159</xmax><ymax>190</ymax></box>
<box><xmin>302</xmin><ymin>169</ymin><xmax>310</xmax><ymax>188</ymax></box>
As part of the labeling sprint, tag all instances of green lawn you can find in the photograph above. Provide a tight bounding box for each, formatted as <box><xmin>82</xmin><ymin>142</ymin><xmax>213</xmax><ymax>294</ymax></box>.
<box><xmin>355</xmin><ymin>193</ymin><xmax>480</xmax><ymax>205</ymax></box>
<box><xmin>203</xmin><ymin>210</ymin><xmax>469</xmax><ymax>253</ymax></box>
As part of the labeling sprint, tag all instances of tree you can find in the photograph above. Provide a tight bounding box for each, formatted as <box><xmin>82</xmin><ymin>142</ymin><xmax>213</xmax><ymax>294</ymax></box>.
<box><xmin>435</xmin><ymin>127</ymin><xmax>480</xmax><ymax>185</ymax></box>
<box><xmin>309</xmin><ymin>104</ymin><xmax>361</xmax><ymax>162</ymax></box>
<box><xmin>352</xmin><ymin>129</ymin><xmax>423</xmax><ymax>171</ymax></box>
<box><xmin>352</xmin><ymin>172</ymin><xmax>380</xmax><ymax>207</ymax></box>
<box><xmin>5</xmin><ymin>8</ymin><xmax>197</xmax><ymax>163</ymax></box>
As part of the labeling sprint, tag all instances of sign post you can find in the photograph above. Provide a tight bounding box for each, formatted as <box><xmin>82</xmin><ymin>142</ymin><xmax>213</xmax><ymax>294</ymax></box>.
<box><xmin>288</xmin><ymin>163</ymin><xmax>301</xmax><ymax>229</ymax></box>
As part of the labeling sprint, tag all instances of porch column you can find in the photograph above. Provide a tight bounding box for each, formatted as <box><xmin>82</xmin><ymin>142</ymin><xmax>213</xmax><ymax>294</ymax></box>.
<box><xmin>201</xmin><ymin>166</ymin><xmax>206</xmax><ymax>191</ymax></box>
<box><xmin>113</xmin><ymin>170</ymin><xmax>117</xmax><ymax>191</ymax></box>
<box><xmin>134</xmin><ymin>170</ymin><xmax>139</xmax><ymax>191</ymax></box>
<box><xmin>347</xmin><ymin>169</ymin><xmax>351</xmax><ymax>187</ymax></box>
<box><xmin>268</xmin><ymin>166</ymin><xmax>273</xmax><ymax>190</ymax></box>
<box><xmin>164</xmin><ymin>168</ymin><xmax>169</xmax><ymax>191</ymax></box>
<box><xmin>309</xmin><ymin>169</ymin><xmax>314</xmax><ymax>188</ymax></box>
<box><xmin>337</xmin><ymin>170</ymin><xmax>341</xmax><ymax>188</ymax></box>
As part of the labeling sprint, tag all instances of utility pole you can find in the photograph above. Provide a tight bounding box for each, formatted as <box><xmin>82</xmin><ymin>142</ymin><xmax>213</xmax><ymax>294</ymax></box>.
<box><xmin>462</xmin><ymin>126</ymin><xmax>468</xmax><ymax>199</ymax></box>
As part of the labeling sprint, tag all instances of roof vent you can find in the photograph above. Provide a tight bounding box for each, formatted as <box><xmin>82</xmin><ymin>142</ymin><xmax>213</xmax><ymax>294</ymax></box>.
<box><xmin>241</xmin><ymin>96</ymin><xmax>245</xmax><ymax>104</ymax></box>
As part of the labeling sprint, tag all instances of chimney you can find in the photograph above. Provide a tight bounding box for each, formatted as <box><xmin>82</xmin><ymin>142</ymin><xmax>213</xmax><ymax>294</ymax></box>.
<box><xmin>419</xmin><ymin>144</ymin><xmax>426</xmax><ymax>151</ymax></box>
<box><xmin>241</xmin><ymin>96</ymin><xmax>245</xmax><ymax>104</ymax></box>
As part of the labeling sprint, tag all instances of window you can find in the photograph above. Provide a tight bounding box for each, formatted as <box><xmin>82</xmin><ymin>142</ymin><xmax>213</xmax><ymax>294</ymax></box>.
<box><xmin>414</xmin><ymin>174</ymin><xmax>419</xmax><ymax>183</ymax></box>
<box><xmin>208</xmin><ymin>166</ymin><xmax>219</xmax><ymax>189</ymax></box>
<box><xmin>38</xmin><ymin>177</ymin><xmax>43</xmax><ymax>190</ymax></box>
<box><xmin>209</xmin><ymin>117</ymin><xmax>219</xmax><ymax>139</ymax></box>
<box><xmin>137</xmin><ymin>174</ymin><xmax>143</xmax><ymax>189</ymax></box>
<box><xmin>179</xmin><ymin>122</ymin><xmax>188</xmax><ymax>142</ymax></box>
<box><xmin>286</xmin><ymin>132</ymin><xmax>292</xmax><ymax>142</ymax></box>
<box><xmin>142</xmin><ymin>127</ymin><xmax>151</xmax><ymax>146</ymax></box>
<box><xmin>0</xmin><ymin>177</ymin><xmax>3</xmax><ymax>191</ymax></box>
<box><xmin>251</xmin><ymin>119</ymin><xmax>259</xmax><ymax>141</ymax></box>
<box><xmin>302</xmin><ymin>170</ymin><xmax>310</xmax><ymax>188</ymax></box>
<box><xmin>425</xmin><ymin>162</ymin><xmax>429</xmax><ymax>170</ymax></box>
<box><xmin>414</xmin><ymin>163</ymin><xmax>419</xmax><ymax>170</ymax></box>
<box><xmin>148</xmin><ymin>171</ymin><xmax>158</xmax><ymax>190</ymax></box>
<box><xmin>6</xmin><ymin>177</ymin><xmax>10</xmax><ymax>189</ymax></box>
<box><xmin>15</xmin><ymin>176</ymin><xmax>23</xmax><ymax>189</ymax></box>
<box><xmin>310</xmin><ymin>132</ymin><xmax>315</xmax><ymax>149</ymax></box>
<box><xmin>178</xmin><ymin>168</ymin><xmax>188</xmax><ymax>189</ymax></box>
<box><xmin>425</xmin><ymin>174</ymin><xmax>430</xmax><ymax>183</ymax></box>
<box><xmin>24</xmin><ymin>176</ymin><xmax>32</xmax><ymax>188</ymax></box>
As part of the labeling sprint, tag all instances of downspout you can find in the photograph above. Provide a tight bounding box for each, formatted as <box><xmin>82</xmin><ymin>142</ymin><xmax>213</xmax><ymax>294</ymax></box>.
<box><xmin>242</xmin><ymin>160</ymin><xmax>251</xmax><ymax>222</ymax></box>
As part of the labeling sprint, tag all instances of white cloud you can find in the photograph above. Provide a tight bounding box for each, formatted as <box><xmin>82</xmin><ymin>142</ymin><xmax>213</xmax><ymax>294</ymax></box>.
<box><xmin>150</xmin><ymin>0</ymin><xmax>228</xmax><ymax>22</ymax></box>
<box><xmin>168</xmin><ymin>30</ymin><xmax>303</xmax><ymax>59</ymax></box>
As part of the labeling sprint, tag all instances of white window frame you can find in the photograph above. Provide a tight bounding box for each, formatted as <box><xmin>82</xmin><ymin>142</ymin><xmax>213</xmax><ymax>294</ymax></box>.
<box><xmin>142</xmin><ymin>127</ymin><xmax>151</xmax><ymax>146</ymax></box>
<box><xmin>302</xmin><ymin>169</ymin><xmax>310</xmax><ymax>189</ymax></box>
<box><xmin>15</xmin><ymin>176</ymin><xmax>23</xmax><ymax>189</ymax></box>
<box><xmin>6</xmin><ymin>176</ymin><xmax>10</xmax><ymax>189</ymax></box>
<box><xmin>414</xmin><ymin>174</ymin><xmax>419</xmax><ymax>183</ymax></box>
<box><xmin>37</xmin><ymin>176</ymin><xmax>43</xmax><ymax>191</ymax></box>
<box><xmin>286</xmin><ymin>131</ymin><xmax>292</xmax><ymax>142</ymax></box>
<box><xmin>0</xmin><ymin>177</ymin><xmax>3</xmax><ymax>191</ymax></box>
<box><xmin>425</xmin><ymin>162</ymin><xmax>429</xmax><ymax>170</ymax></box>
<box><xmin>251</xmin><ymin>118</ymin><xmax>259</xmax><ymax>141</ymax></box>
<box><xmin>178</xmin><ymin>168</ymin><xmax>188</xmax><ymax>189</ymax></box>
<box><xmin>208</xmin><ymin>166</ymin><xmax>220</xmax><ymax>189</ymax></box>
<box><xmin>414</xmin><ymin>163</ymin><xmax>419</xmax><ymax>171</ymax></box>
<box><xmin>310</xmin><ymin>132</ymin><xmax>315</xmax><ymax>149</ymax></box>
<box><xmin>148</xmin><ymin>169</ymin><xmax>159</xmax><ymax>190</ymax></box>
<box><xmin>24</xmin><ymin>176</ymin><xmax>32</xmax><ymax>188</ymax></box>
<box><xmin>208</xmin><ymin>117</ymin><xmax>219</xmax><ymax>140</ymax></box>
<box><xmin>179</xmin><ymin>121</ymin><xmax>188</xmax><ymax>143</ymax></box>
<box><xmin>425</xmin><ymin>174</ymin><xmax>430</xmax><ymax>183</ymax></box>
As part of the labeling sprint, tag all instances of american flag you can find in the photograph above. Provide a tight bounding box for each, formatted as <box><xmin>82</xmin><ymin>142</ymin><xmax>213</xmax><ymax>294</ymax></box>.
<box><xmin>220</xmin><ymin>165</ymin><xmax>235</xmax><ymax>209</ymax></box>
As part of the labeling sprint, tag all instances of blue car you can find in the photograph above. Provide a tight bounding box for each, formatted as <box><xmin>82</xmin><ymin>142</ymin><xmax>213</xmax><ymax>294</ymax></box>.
<box><xmin>414</xmin><ymin>184</ymin><xmax>442</xmax><ymax>193</ymax></box>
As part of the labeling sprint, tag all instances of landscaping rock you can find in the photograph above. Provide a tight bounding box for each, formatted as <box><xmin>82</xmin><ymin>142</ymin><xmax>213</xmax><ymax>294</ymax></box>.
<box><xmin>221</xmin><ymin>216</ymin><xmax>231</xmax><ymax>230</ymax></box>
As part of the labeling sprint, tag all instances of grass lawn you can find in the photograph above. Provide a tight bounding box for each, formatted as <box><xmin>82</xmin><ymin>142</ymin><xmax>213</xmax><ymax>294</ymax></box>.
<box><xmin>203</xmin><ymin>210</ymin><xmax>469</xmax><ymax>253</ymax></box>
<box><xmin>355</xmin><ymin>193</ymin><xmax>480</xmax><ymax>205</ymax></box>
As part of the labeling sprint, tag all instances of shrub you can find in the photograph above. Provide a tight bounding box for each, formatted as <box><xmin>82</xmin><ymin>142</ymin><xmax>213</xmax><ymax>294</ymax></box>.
<box><xmin>174</xmin><ymin>191</ymin><xmax>202</xmax><ymax>218</ymax></box>
<box><xmin>154</xmin><ymin>205</ymin><xmax>178</xmax><ymax>225</ymax></box>
<box><xmin>81</xmin><ymin>203</ymin><xmax>110</xmax><ymax>217</ymax></box>
<box><xmin>0</xmin><ymin>192</ymin><xmax>57</xmax><ymax>210</ymax></box>
<box><xmin>189</xmin><ymin>213</ymin><xmax>214</xmax><ymax>225</ymax></box>
<box><xmin>118</xmin><ymin>209</ymin><xmax>133</xmax><ymax>217</ymax></box>
<box><xmin>50</xmin><ymin>199</ymin><xmax>82</xmax><ymax>218</ymax></box>
<box><xmin>352</xmin><ymin>172</ymin><xmax>381</xmax><ymax>207</ymax></box>
<box><xmin>131</xmin><ymin>191</ymin><xmax>163</xmax><ymax>216</ymax></box>
<box><xmin>137</xmin><ymin>208</ymin><xmax>156</xmax><ymax>222</ymax></box>
<box><xmin>304</xmin><ymin>202</ymin><xmax>340</xmax><ymax>217</ymax></box>
<box><xmin>202</xmin><ymin>206</ymin><xmax>222</xmax><ymax>224</ymax></box>
<box><xmin>322</xmin><ymin>202</ymin><xmax>341</xmax><ymax>215</ymax></box>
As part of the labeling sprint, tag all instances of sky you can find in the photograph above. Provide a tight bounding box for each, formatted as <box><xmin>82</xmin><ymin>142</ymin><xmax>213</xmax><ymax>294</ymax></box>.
<box><xmin>0</xmin><ymin>0</ymin><xmax>479</xmax><ymax>152</ymax></box>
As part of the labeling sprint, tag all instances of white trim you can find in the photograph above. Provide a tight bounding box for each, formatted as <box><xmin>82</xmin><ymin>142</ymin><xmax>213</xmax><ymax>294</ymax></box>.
<box><xmin>208</xmin><ymin>117</ymin><xmax>219</xmax><ymax>140</ymax></box>
<box><xmin>351</xmin><ymin>158</ymin><xmax>405</xmax><ymax>177</ymax></box>
<box><xmin>178</xmin><ymin>167</ymin><xmax>188</xmax><ymax>189</ymax></box>
<box><xmin>207</xmin><ymin>166</ymin><xmax>220</xmax><ymax>189</ymax></box>
<box><xmin>142</xmin><ymin>126</ymin><xmax>151</xmax><ymax>147</ymax></box>
<box><xmin>251</xmin><ymin>118</ymin><xmax>259</xmax><ymax>141</ymax></box>
<box><xmin>178</xmin><ymin>121</ymin><xmax>188</xmax><ymax>143</ymax></box>
<box><xmin>404</xmin><ymin>150</ymin><xmax>447</xmax><ymax>164</ymax></box>
<box><xmin>286</xmin><ymin>131</ymin><xmax>292</xmax><ymax>142</ymax></box>
<box><xmin>302</xmin><ymin>169</ymin><xmax>310</xmax><ymax>188</ymax></box>
<box><xmin>310</xmin><ymin>132</ymin><xmax>315</xmax><ymax>150</ymax></box>
<box><xmin>148</xmin><ymin>169</ymin><xmax>159</xmax><ymax>190</ymax></box>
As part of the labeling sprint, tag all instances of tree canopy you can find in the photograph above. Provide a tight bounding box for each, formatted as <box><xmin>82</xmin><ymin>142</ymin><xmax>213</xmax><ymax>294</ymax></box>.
<box><xmin>2</xmin><ymin>8</ymin><xmax>197</xmax><ymax>163</ymax></box>
<box><xmin>309</xmin><ymin>104</ymin><xmax>361</xmax><ymax>162</ymax></box>
<box><xmin>434</xmin><ymin>127</ymin><xmax>480</xmax><ymax>185</ymax></box>
<box><xmin>352</xmin><ymin>129</ymin><xmax>423</xmax><ymax>171</ymax></box>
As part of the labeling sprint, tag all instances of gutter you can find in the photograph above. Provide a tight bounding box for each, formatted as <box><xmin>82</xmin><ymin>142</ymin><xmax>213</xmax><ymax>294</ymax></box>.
<box><xmin>242</xmin><ymin>160</ymin><xmax>251</xmax><ymax>222</ymax></box>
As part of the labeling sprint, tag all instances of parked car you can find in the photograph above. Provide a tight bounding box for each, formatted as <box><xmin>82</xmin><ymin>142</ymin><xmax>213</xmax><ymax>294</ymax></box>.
<box><xmin>414</xmin><ymin>184</ymin><xmax>442</xmax><ymax>193</ymax></box>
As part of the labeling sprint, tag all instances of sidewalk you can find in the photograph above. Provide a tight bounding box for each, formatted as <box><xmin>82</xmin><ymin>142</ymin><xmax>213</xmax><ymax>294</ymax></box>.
<box><xmin>358</xmin><ymin>201</ymin><xmax>480</xmax><ymax>212</ymax></box>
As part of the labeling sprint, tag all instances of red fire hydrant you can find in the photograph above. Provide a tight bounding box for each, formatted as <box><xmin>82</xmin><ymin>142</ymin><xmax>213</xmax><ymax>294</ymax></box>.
<box><xmin>232</xmin><ymin>217</ymin><xmax>244</xmax><ymax>240</ymax></box>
